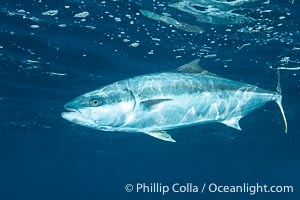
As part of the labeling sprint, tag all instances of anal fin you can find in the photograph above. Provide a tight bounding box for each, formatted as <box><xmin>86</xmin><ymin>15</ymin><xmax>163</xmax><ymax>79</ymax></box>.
<box><xmin>221</xmin><ymin>116</ymin><xmax>243</xmax><ymax>130</ymax></box>
<box><xmin>144</xmin><ymin>131</ymin><xmax>176</xmax><ymax>142</ymax></box>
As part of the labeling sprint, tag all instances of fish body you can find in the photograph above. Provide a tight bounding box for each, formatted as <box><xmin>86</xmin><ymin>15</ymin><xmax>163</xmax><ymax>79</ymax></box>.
<box><xmin>62</xmin><ymin>59</ymin><xmax>287</xmax><ymax>142</ymax></box>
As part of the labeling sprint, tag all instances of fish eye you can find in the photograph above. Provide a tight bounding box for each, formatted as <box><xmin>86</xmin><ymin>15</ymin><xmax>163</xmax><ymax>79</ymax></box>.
<box><xmin>90</xmin><ymin>98</ymin><xmax>100</xmax><ymax>107</ymax></box>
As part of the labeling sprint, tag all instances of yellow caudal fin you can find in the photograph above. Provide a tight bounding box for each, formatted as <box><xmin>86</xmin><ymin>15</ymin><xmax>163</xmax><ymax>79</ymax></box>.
<box><xmin>275</xmin><ymin>69</ymin><xmax>288</xmax><ymax>133</ymax></box>
<box><xmin>275</xmin><ymin>96</ymin><xmax>288</xmax><ymax>133</ymax></box>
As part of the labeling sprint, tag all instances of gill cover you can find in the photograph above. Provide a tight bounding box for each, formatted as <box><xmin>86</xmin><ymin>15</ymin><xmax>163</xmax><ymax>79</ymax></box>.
<box><xmin>84</xmin><ymin>87</ymin><xmax>136</xmax><ymax>127</ymax></box>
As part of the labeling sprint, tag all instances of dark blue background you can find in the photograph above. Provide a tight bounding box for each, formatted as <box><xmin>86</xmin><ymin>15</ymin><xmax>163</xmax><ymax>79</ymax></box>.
<box><xmin>0</xmin><ymin>0</ymin><xmax>299</xmax><ymax>199</ymax></box>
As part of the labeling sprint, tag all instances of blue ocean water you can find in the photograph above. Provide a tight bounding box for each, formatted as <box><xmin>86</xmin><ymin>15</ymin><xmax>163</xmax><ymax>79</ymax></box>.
<box><xmin>0</xmin><ymin>0</ymin><xmax>299</xmax><ymax>199</ymax></box>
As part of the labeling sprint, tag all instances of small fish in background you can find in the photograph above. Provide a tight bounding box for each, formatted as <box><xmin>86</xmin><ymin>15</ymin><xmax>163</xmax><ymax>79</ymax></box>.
<box><xmin>61</xmin><ymin>59</ymin><xmax>288</xmax><ymax>142</ymax></box>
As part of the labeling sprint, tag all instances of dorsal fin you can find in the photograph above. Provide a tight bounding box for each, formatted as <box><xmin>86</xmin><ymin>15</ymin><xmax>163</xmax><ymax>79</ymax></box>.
<box><xmin>176</xmin><ymin>59</ymin><xmax>218</xmax><ymax>77</ymax></box>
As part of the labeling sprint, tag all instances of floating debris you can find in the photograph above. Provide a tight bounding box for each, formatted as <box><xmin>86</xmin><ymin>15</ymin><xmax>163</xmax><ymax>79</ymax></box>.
<box><xmin>30</xmin><ymin>25</ymin><xmax>40</xmax><ymax>29</ymax></box>
<box><xmin>74</xmin><ymin>11</ymin><xmax>89</xmax><ymax>18</ymax></box>
<box><xmin>25</xmin><ymin>60</ymin><xmax>39</xmax><ymax>64</ymax></box>
<box><xmin>238</xmin><ymin>43</ymin><xmax>251</xmax><ymax>50</ymax></box>
<box><xmin>45</xmin><ymin>72</ymin><xmax>68</xmax><ymax>76</ymax></box>
<box><xmin>42</xmin><ymin>10</ymin><xmax>58</xmax><ymax>16</ymax></box>
<box><xmin>85</xmin><ymin>26</ymin><xmax>96</xmax><ymax>30</ymax></box>
<box><xmin>148</xmin><ymin>50</ymin><xmax>154</xmax><ymax>54</ymax></box>
<box><xmin>277</xmin><ymin>67</ymin><xmax>300</xmax><ymax>71</ymax></box>
<box><xmin>114</xmin><ymin>17</ymin><xmax>121</xmax><ymax>22</ymax></box>
<box><xmin>204</xmin><ymin>54</ymin><xmax>217</xmax><ymax>58</ymax></box>
<box><xmin>130</xmin><ymin>42</ymin><xmax>140</xmax><ymax>47</ymax></box>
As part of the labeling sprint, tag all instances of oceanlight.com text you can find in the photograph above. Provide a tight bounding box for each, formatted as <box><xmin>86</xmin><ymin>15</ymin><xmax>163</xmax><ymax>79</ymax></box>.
<box><xmin>124</xmin><ymin>182</ymin><xmax>294</xmax><ymax>195</ymax></box>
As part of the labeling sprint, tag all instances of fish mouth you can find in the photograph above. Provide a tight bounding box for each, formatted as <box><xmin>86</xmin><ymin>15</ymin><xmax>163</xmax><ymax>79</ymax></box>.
<box><xmin>61</xmin><ymin>105</ymin><xmax>97</xmax><ymax>128</ymax></box>
<box><xmin>61</xmin><ymin>106</ymin><xmax>83</xmax><ymax>121</ymax></box>
<box><xmin>64</xmin><ymin>107</ymin><xmax>81</xmax><ymax>114</ymax></box>
<box><xmin>62</xmin><ymin>100</ymin><xmax>83</xmax><ymax>114</ymax></box>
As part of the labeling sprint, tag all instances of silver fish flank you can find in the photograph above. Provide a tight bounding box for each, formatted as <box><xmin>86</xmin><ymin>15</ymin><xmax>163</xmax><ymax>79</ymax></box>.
<box><xmin>62</xmin><ymin>59</ymin><xmax>288</xmax><ymax>142</ymax></box>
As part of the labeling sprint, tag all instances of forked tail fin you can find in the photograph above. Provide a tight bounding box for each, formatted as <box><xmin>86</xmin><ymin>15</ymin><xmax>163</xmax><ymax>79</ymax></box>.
<box><xmin>275</xmin><ymin>69</ymin><xmax>288</xmax><ymax>133</ymax></box>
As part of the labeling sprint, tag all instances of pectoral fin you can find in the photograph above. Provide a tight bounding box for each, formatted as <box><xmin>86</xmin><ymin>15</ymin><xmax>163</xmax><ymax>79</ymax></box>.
<box><xmin>141</xmin><ymin>99</ymin><xmax>172</xmax><ymax>110</ymax></box>
<box><xmin>221</xmin><ymin>116</ymin><xmax>243</xmax><ymax>130</ymax></box>
<box><xmin>144</xmin><ymin>131</ymin><xmax>176</xmax><ymax>142</ymax></box>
